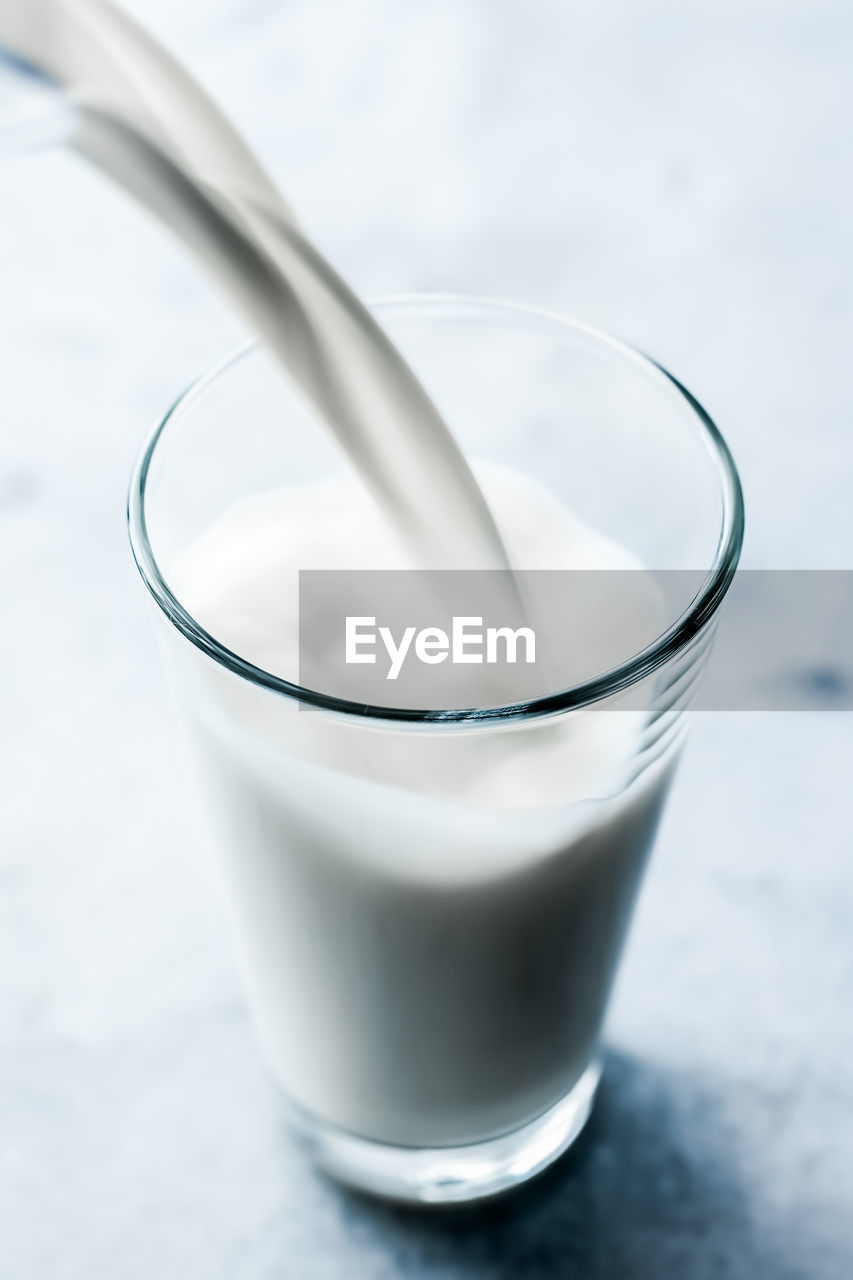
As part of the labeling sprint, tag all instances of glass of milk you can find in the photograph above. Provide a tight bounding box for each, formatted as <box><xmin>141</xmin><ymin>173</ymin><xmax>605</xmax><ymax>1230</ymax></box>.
<box><xmin>128</xmin><ymin>296</ymin><xmax>744</xmax><ymax>1204</ymax></box>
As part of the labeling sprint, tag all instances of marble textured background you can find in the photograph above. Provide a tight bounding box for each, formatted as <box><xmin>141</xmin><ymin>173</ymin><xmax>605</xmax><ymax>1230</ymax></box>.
<box><xmin>1</xmin><ymin>1</ymin><xmax>851</xmax><ymax>1276</ymax></box>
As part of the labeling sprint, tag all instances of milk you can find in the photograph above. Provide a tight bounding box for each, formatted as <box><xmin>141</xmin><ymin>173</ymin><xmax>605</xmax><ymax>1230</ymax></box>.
<box><xmin>3</xmin><ymin>2</ymin><xmax>683</xmax><ymax>1151</ymax></box>
<box><xmin>0</xmin><ymin>0</ymin><xmax>509</xmax><ymax>570</ymax></box>
<box><xmin>169</xmin><ymin>469</ymin><xmax>678</xmax><ymax>1146</ymax></box>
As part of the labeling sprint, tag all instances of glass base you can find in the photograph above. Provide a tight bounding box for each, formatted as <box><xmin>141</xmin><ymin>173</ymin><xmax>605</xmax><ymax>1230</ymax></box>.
<box><xmin>285</xmin><ymin>1061</ymin><xmax>602</xmax><ymax>1205</ymax></box>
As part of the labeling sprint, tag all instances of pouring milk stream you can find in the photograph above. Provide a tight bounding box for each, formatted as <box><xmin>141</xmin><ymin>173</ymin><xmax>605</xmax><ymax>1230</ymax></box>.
<box><xmin>0</xmin><ymin>0</ymin><xmax>510</xmax><ymax>571</ymax></box>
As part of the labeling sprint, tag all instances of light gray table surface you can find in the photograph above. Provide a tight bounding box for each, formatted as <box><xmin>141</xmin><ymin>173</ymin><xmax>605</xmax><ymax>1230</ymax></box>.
<box><xmin>1</xmin><ymin>2</ymin><xmax>851</xmax><ymax>1276</ymax></box>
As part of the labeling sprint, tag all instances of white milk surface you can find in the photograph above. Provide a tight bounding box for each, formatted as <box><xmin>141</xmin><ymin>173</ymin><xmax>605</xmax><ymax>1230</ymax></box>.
<box><xmin>170</xmin><ymin>469</ymin><xmax>676</xmax><ymax>1148</ymax></box>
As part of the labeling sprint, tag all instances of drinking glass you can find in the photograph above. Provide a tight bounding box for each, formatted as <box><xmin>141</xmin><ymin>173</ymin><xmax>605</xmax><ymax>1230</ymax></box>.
<box><xmin>128</xmin><ymin>296</ymin><xmax>744</xmax><ymax>1203</ymax></box>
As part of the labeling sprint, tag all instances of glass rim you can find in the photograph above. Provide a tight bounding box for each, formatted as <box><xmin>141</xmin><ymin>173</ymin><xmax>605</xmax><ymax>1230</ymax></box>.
<box><xmin>127</xmin><ymin>293</ymin><xmax>745</xmax><ymax>726</ymax></box>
